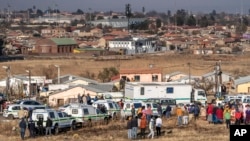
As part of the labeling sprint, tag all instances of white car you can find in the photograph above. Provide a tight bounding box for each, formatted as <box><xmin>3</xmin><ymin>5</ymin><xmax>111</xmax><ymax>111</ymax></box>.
<box><xmin>92</xmin><ymin>100</ymin><xmax>121</xmax><ymax>119</ymax></box>
<box><xmin>122</xmin><ymin>100</ymin><xmax>145</xmax><ymax>119</ymax></box>
<box><xmin>58</xmin><ymin>103</ymin><xmax>110</xmax><ymax>126</ymax></box>
<box><xmin>32</xmin><ymin>109</ymin><xmax>77</xmax><ymax>134</ymax></box>
<box><xmin>3</xmin><ymin>104</ymin><xmax>46</xmax><ymax>119</ymax></box>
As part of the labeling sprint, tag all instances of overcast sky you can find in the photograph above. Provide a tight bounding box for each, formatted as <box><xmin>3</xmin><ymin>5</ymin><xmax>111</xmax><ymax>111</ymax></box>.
<box><xmin>0</xmin><ymin>0</ymin><xmax>250</xmax><ymax>14</ymax></box>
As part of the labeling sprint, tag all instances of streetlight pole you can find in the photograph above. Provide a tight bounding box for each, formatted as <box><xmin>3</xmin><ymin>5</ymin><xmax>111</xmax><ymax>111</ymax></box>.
<box><xmin>26</xmin><ymin>70</ymin><xmax>31</xmax><ymax>100</ymax></box>
<box><xmin>2</xmin><ymin>66</ymin><xmax>10</xmax><ymax>101</ymax></box>
<box><xmin>54</xmin><ymin>65</ymin><xmax>60</xmax><ymax>84</ymax></box>
<box><xmin>187</xmin><ymin>62</ymin><xmax>191</xmax><ymax>84</ymax></box>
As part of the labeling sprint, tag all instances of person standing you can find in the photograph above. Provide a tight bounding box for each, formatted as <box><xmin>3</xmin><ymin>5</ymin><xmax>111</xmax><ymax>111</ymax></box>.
<box><xmin>28</xmin><ymin>119</ymin><xmax>36</xmax><ymax>138</ymax></box>
<box><xmin>127</xmin><ymin>116</ymin><xmax>132</xmax><ymax>139</ymax></box>
<box><xmin>176</xmin><ymin>105</ymin><xmax>183</xmax><ymax>126</ymax></box>
<box><xmin>216</xmin><ymin>106</ymin><xmax>224</xmax><ymax>124</ymax></box>
<box><xmin>194</xmin><ymin>104</ymin><xmax>200</xmax><ymax>121</ymax></box>
<box><xmin>140</xmin><ymin>114</ymin><xmax>147</xmax><ymax>139</ymax></box>
<box><xmin>155</xmin><ymin>115</ymin><xmax>162</xmax><ymax>137</ymax></box>
<box><xmin>207</xmin><ymin>103</ymin><xmax>214</xmax><ymax>124</ymax></box>
<box><xmin>183</xmin><ymin>106</ymin><xmax>189</xmax><ymax>125</ymax></box>
<box><xmin>46</xmin><ymin>117</ymin><xmax>53</xmax><ymax>136</ymax></box>
<box><xmin>146</xmin><ymin>105</ymin><xmax>152</xmax><ymax>124</ymax></box>
<box><xmin>224</xmin><ymin>106</ymin><xmax>231</xmax><ymax>129</ymax></box>
<box><xmin>235</xmin><ymin>109</ymin><xmax>242</xmax><ymax>125</ymax></box>
<box><xmin>245</xmin><ymin>104</ymin><xmax>250</xmax><ymax>125</ymax></box>
<box><xmin>82</xmin><ymin>94</ymin><xmax>87</xmax><ymax>104</ymax></box>
<box><xmin>19</xmin><ymin>118</ymin><xmax>27</xmax><ymax>140</ymax></box>
<box><xmin>157</xmin><ymin>103</ymin><xmax>163</xmax><ymax>117</ymax></box>
<box><xmin>86</xmin><ymin>93</ymin><xmax>92</xmax><ymax>105</ymax></box>
<box><xmin>147</xmin><ymin>115</ymin><xmax>155</xmax><ymax>139</ymax></box>
<box><xmin>131</xmin><ymin>116</ymin><xmax>138</xmax><ymax>139</ymax></box>
<box><xmin>131</xmin><ymin>105</ymin><xmax>135</xmax><ymax>118</ymax></box>
<box><xmin>78</xmin><ymin>93</ymin><xmax>81</xmax><ymax>103</ymax></box>
<box><xmin>37</xmin><ymin>117</ymin><xmax>44</xmax><ymax>135</ymax></box>
<box><xmin>165</xmin><ymin>104</ymin><xmax>172</xmax><ymax>119</ymax></box>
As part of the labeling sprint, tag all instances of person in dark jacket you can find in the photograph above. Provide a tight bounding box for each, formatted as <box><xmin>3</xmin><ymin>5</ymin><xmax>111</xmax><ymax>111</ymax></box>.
<box><xmin>28</xmin><ymin>119</ymin><xmax>36</xmax><ymax>138</ymax></box>
<box><xmin>165</xmin><ymin>104</ymin><xmax>172</xmax><ymax>118</ymax></box>
<box><xmin>46</xmin><ymin>117</ymin><xmax>53</xmax><ymax>136</ymax></box>
<box><xmin>131</xmin><ymin>116</ymin><xmax>138</xmax><ymax>139</ymax></box>
<box><xmin>19</xmin><ymin>118</ymin><xmax>27</xmax><ymax>140</ymax></box>
<box><xmin>37</xmin><ymin>117</ymin><xmax>44</xmax><ymax>135</ymax></box>
<box><xmin>131</xmin><ymin>105</ymin><xmax>135</xmax><ymax>118</ymax></box>
<box><xmin>127</xmin><ymin>116</ymin><xmax>132</xmax><ymax>139</ymax></box>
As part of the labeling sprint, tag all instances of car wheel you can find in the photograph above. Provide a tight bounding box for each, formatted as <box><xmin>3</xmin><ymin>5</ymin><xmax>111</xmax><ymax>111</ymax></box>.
<box><xmin>71</xmin><ymin>121</ymin><xmax>76</xmax><ymax>131</ymax></box>
<box><xmin>54</xmin><ymin>125</ymin><xmax>59</xmax><ymax>135</ymax></box>
<box><xmin>104</xmin><ymin>117</ymin><xmax>109</xmax><ymax>125</ymax></box>
<box><xmin>8</xmin><ymin>114</ymin><xmax>14</xmax><ymax>120</ymax></box>
<box><xmin>88</xmin><ymin>119</ymin><xmax>92</xmax><ymax>127</ymax></box>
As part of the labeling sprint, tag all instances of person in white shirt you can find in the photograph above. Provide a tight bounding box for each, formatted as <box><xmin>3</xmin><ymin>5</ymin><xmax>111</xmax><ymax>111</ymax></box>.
<box><xmin>147</xmin><ymin>116</ymin><xmax>155</xmax><ymax>139</ymax></box>
<box><xmin>155</xmin><ymin>115</ymin><xmax>162</xmax><ymax>137</ymax></box>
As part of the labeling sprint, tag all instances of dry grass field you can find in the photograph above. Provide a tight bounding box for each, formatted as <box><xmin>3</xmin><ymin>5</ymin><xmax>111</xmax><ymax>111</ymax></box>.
<box><xmin>1</xmin><ymin>53</ymin><xmax>250</xmax><ymax>80</ymax></box>
<box><xmin>0</xmin><ymin>117</ymin><xmax>229</xmax><ymax>141</ymax></box>
<box><xmin>0</xmin><ymin>53</ymin><xmax>247</xmax><ymax>140</ymax></box>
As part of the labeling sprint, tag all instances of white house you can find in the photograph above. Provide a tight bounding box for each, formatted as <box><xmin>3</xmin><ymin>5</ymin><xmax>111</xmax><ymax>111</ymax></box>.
<box><xmin>108</xmin><ymin>37</ymin><xmax>156</xmax><ymax>54</ymax></box>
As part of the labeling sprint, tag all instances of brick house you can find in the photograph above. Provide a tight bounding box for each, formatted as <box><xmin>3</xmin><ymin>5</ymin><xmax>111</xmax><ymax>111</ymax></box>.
<box><xmin>35</xmin><ymin>38</ymin><xmax>78</xmax><ymax>54</ymax></box>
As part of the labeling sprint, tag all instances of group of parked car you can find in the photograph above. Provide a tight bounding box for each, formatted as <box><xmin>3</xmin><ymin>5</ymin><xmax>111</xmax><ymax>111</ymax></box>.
<box><xmin>1</xmin><ymin>98</ymin><xmax>177</xmax><ymax>134</ymax></box>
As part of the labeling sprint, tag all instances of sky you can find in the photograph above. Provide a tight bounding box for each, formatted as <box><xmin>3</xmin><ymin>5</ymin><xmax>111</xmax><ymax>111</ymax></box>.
<box><xmin>0</xmin><ymin>0</ymin><xmax>250</xmax><ymax>14</ymax></box>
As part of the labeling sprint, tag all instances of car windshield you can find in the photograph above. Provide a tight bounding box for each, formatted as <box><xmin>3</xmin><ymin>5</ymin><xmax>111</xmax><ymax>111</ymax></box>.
<box><xmin>133</xmin><ymin>103</ymin><xmax>142</xmax><ymax>109</ymax></box>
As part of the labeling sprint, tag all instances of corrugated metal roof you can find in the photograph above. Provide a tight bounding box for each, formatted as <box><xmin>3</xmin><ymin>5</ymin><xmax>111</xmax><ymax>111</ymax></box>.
<box><xmin>51</xmin><ymin>38</ymin><xmax>77</xmax><ymax>46</ymax></box>
<box><xmin>234</xmin><ymin>76</ymin><xmax>250</xmax><ymax>86</ymax></box>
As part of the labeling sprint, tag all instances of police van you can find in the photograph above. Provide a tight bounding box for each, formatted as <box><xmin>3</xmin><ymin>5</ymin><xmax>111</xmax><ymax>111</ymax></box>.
<box><xmin>122</xmin><ymin>100</ymin><xmax>145</xmax><ymax>119</ymax></box>
<box><xmin>58</xmin><ymin>103</ymin><xmax>110</xmax><ymax>126</ymax></box>
<box><xmin>92</xmin><ymin>100</ymin><xmax>121</xmax><ymax>120</ymax></box>
<box><xmin>31</xmin><ymin>109</ymin><xmax>77</xmax><ymax>134</ymax></box>
<box><xmin>3</xmin><ymin>104</ymin><xmax>47</xmax><ymax>119</ymax></box>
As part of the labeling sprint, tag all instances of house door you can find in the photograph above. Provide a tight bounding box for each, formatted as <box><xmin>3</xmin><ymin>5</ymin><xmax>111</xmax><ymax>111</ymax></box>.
<box><xmin>57</xmin><ymin>99</ymin><xmax>64</xmax><ymax>106</ymax></box>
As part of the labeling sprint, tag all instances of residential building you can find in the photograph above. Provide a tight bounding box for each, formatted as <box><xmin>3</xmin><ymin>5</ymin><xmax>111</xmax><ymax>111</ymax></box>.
<box><xmin>233</xmin><ymin>76</ymin><xmax>250</xmax><ymax>93</ymax></box>
<box><xmin>35</xmin><ymin>38</ymin><xmax>77</xmax><ymax>54</ymax></box>
<box><xmin>90</xmin><ymin>18</ymin><xmax>146</xmax><ymax>28</ymax></box>
<box><xmin>119</xmin><ymin>68</ymin><xmax>162</xmax><ymax>82</ymax></box>
<box><xmin>108</xmin><ymin>37</ymin><xmax>157</xmax><ymax>54</ymax></box>
<box><xmin>48</xmin><ymin>83</ymin><xmax>114</xmax><ymax>106</ymax></box>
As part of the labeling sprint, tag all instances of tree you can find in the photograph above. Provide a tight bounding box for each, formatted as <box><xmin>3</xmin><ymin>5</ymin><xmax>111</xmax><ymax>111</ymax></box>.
<box><xmin>42</xmin><ymin>65</ymin><xmax>57</xmax><ymax>80</ymax></box>
<box><xmin>175</xmin><ymin>9</ymin><xmax>187</xmax><ymax>26</ymax></box>
<box><xmin>36</xmin><ymin>9</ymin><xmax>43</xmax><ymax>17</ymax></box>
<box><xmin>187</xmin><ymin>15</ymin><xmax>196</xmax><ymax>26</ymax></box>
<box><xmin>97</xmin><ymin>16</ymin><xmax>104</xmax><ymax>20</ymax></box>
<box><xmin>199</xmin><ymin>16</ymin><xmax>209</xmax><ymax>27</ymax></box>
<box><xmin>76</xmin><ymin>9</ymin><xmax>84</xmax><ymax>15</ymax></box>
<box><xmin>156</xmin><ymin>18</ymin><xmax>162</xmax><ymax>28</ymax></box>
<box><xmin>97</xmin><ymin>67</ymin><xmax>119</xmax><ymax>82</ymax></box>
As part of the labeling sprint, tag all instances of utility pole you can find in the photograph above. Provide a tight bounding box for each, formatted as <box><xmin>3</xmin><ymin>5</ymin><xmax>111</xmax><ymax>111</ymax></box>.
<box><xmin>2</xmin><ymin>66</ymin><xmax>10</xmax><ymax>101</ymax></box>
<box><xmin>188</xmin><ymin>62</ymin><xmax>191</xmax><ymax>84</ymax></box>
<box><xmin>125</xmin><ymin>4</ymin><xmax>132</xmax><ymax>34</ymax></box>
<box><xmin>54</xmin><ymin>65</ymin><xmax>60</xmax><ymax>84</ymax></box>
<box><xmin>214</xmin><ymin>62</ymin><xmax>218</xmax><ymax>98</ymax></box>
<box><xmin>26</xmin><ymin>70</ymin><xmax>31</xmax><ymax>100</ymax></box>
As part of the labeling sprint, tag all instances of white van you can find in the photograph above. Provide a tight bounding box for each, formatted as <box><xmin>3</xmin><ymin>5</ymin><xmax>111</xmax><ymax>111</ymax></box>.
<box><xmin>32</xmin><ymin>109</ymin><xmax>77</xmax><ymax>134</ymax></box>
<box><xmin>122</xmin><ymin>100</ymin><xmax>145</xmax><ymax>119</ymax></box>
<box><xmin>58</xmin><ymin>103</ymin><xmax>110</xmax><ymax>126</ymax></box>
<box><xmin>92</xmin><ymin>100</ymin><xmax>121</xmax><ymax>119</ymax></box>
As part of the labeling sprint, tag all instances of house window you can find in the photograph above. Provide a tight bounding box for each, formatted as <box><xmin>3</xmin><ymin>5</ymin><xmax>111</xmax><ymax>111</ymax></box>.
<box><xmin>140</xmin><ymin>87</ymin><xmax>145</xmax><ymax>95</ymax></box>
<box><xmin>166</xmin><ymin>87</ymin><xmax>174</xmax><ymax>94</ymax></box>
<box><xmin>134</xmin><ymin>75</ymin><xmax>140</xmax><ymax>82</ymax></box>
<box><xmin>152</xmin><ymin>75</ymin><xmax>158</xmax><ymax>82</ymax></box>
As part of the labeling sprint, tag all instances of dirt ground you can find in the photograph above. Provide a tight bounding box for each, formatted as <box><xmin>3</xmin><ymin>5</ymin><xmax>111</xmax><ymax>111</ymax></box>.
<box><xmin>1</xmin><ymin>53</ymin><xmax>250</xmax><ymax>80</ymax></box>
<box><xmin>0</xmin><ymin>116</ymin><xmax>229</xmax><ymax>141</ymax></box>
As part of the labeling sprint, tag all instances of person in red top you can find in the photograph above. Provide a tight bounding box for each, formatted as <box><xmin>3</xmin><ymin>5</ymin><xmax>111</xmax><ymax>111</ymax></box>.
<box><xmin>216</xmin><ymin>107</ymin><xmax>223</xmax><ymax>124</ymax></box>
<box><xmin>207</xmin><ymin>103</ymin><xmax>214</xmax><ymax>124</ymax></box>
<box><xmin>235</xmin><ymin>109</ymin><xmax>242</xmax><ymax>125</ymax></box>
